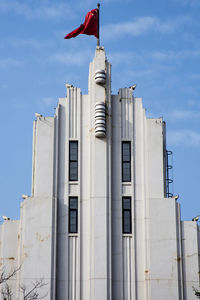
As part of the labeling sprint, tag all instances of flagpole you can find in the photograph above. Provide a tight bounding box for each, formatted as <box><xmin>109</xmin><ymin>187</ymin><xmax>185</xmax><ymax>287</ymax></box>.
<box><xmin>97</xmin><ymin>3</ymin><xmax>100</xmax><ymax>46</ymax></box>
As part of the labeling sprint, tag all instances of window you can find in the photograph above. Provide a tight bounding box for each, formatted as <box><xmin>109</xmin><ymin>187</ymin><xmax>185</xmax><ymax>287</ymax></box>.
<box><xmin>69</xmin><ymin>197</ymin><xmax>78</xmax><ymax>233</ymax></box>
<box><xmin>69</xmin><ymin>141</ymin><xmax>78</xmax><ymax>181</ymax></box>
<box><xmin>122</xmin><ymin>141</ymin><xmax>131</xmax><ymax>182</ymax></box>
<box><xmin>122</xmin><ymin>197</ymin><xmax>132</xmax><ymax>234</ymax></box>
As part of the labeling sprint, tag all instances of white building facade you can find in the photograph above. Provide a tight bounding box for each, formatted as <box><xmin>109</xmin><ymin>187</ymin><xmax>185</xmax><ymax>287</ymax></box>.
<box><xmin>0</xmin><ymin>47</ymin><xmax>199</xmax><ymax>300</ymax></box>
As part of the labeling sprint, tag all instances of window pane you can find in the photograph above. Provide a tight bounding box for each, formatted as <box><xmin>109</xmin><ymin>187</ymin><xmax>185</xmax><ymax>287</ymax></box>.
<box><xmin>123</xmin><ymin>162</ymin><xmax>131</xmax><ymax>182</ymax></box>
<box><xmin>70</xmin><ymin>198</ymin><xmax>78</xmax><ymax>209</ymax></box>
<box><xmin>69</xmin><ymin>210</ymin><xmax>77</xmax><ymax>233</ymax></box>
<box><xmin>69</xmin><ymin>162</ymin><xmax>78</xmax><ymax>181</ymax></box>
<box><xmin>123</xmin><ymin>198</ymin><xmax>131</xmax><ymax>209</ymax></box>
<box><xmin>123</xmin><ymin>211</ymin><xmax>131</xmax><ymax>233</ymax></box>
<box><xmin>122</xmin><ymin>143</ymin><xmax>130</xmax><ymax>162</ymax></box>
<box><xmin>122</xmin><ymin>142</ymin><xmax>131</xmax><ymax>182</ymax></box>
<box><xmin>69</xmin><ymin>197</ymin><xmax>78</xmax><ymax>234</ymax></box>
<box><xmin>69</xmin><ymin>141</ymin><xmax>78</xmax><ymax>181</ymax></box>
<box><xmin>122</xmin><ymin>197</ymin><xmax>132</xmax><ymax>234</ymax></box>
<box><xmin>70</xmin><ymin>142</ymin><xmax>78</xmax><ymax>161</ymax></box>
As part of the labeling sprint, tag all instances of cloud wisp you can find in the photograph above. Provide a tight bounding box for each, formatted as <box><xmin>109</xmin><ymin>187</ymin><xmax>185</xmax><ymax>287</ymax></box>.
<box><xmin>49</xmin><ymin>49</ymin><xmax>93</xmax><ymax>66</ymax></box>
<box><xmin>102</xmin><ymin>17</ymin><xmax>156</xmax><ymax>39</ymax></box>
<box><xmin>77</xmin><ymin>0</ymin><xmax>130</xmax><ymax>10</ymax></box>
<box><xmin>0</xmin><ymin>58</ymin><xmax>23</xmax><ymax>68</ymax></box>
<box><xmin>168</xmin><ymin>129</ymin><xmax>200</xmax><ymax>147</ymax></box>
<box><xmin>41</xmin><ymin>97</ymin><xmax>56</xmax><ymax>106</ymax></box>
<box><xmin>102</xmin><ymin>15</ymin><xmax>192</xmax><ymax>40</ymax></box>
<box><xmin>168</xmin><ymin>110</ymin><xmax>200</xmax><ymax>120</ymax></box>
<box><xmin>174</xmin><ymin>0</ymin><xmax>200</xmax><ymax>7</ymax></box>
<box><xmin>152</xmin><ymin>49</ymin><xmax>200</xmax><ymax>61</ymax></box>
<box><xmin>0</xmin><ymin>0</ymin><xmax>75</xmax><ymax>20</ymax></box>
<box><xmin>107</xmin><ymin>46</ymin><xmax>200</xmax><ymax>69</ymax></box>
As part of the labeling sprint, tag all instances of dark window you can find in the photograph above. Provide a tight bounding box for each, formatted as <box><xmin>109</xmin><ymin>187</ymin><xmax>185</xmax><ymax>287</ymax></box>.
<box><xmin>69</xmin><ymin>141</ymin><xmax>78</xmax><ymax>181</ymax></box>
<box><xmin>122</xmin><ymin>197</ymin><xmax>132</xmax><ymax>234</ymax></box>
<box><xmin>69</xmin><ymin>197</ymin><xmax>78</xmax><ymax>233</ymax></box>
<box><xmin>122</xmin><ymin>142</ymin><xmax>131</xmax><ymax>182</ymax></box>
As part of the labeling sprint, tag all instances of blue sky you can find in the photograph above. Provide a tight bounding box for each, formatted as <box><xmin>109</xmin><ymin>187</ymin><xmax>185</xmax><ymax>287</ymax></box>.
<box><xmin>0</xmin><ymin>0</ymin><xmax>199</xmax><ymax>221</ymax></box>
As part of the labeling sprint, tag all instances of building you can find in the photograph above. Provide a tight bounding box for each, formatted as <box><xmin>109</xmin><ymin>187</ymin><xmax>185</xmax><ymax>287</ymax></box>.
<box><xmin>0</xmin><ymin>46</ymin><xmax>199</xmax><ymax>300</ymax></box>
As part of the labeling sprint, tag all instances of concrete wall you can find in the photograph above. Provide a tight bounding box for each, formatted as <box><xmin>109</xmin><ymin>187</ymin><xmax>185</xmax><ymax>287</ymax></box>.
<box><xmin>182</xmin><ymin>221</ymin><xmax>200</xmax><ymax>300</ymax></box>
<box><xmin>0</xmin><ymin>220</ymin><xmax>19</xmax><ymax>298</ymax></box>
<box><xmin>17</xmin><ymin>196</ymin><xmax>55</xmax><ymax>299</ymax></box>
<box><xmin>32</xmin><ymin>117</ymin><xmax>55</xmax><ymax>198</ymax></box>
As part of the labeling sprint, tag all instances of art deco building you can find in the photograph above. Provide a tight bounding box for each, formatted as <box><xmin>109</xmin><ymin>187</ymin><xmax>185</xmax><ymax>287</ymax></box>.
<box><xmin>0</xmin><ymin>47</ymin><xmax>199</xmax><ymax>300</ymax></box>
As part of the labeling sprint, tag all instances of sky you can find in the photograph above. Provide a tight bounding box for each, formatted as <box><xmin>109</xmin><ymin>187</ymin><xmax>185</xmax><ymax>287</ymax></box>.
<box><xmin>0</xmin><ymin>0</ymin><xmax>199</xmax><ymax>222</ymax></box>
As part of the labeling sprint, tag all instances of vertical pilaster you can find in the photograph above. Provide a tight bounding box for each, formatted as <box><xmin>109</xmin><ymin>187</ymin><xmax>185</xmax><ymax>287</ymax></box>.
<box><xmin>134</xmin><ymin>98</ymin><xmax>146</xmax><ymax>300</ymax></box>
<box><xmin>88</xmin><ymin>47</ymin><xmax>112</xmax><ymax>300</ymax></box>
<box><xmin>56</xmin><ymin>88</ymin><xmax>82</xmax><ymax>300</ymax></box>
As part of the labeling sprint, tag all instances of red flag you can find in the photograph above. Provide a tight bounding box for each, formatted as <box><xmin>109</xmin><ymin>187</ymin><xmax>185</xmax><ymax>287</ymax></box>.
<box><xmin>64</xmin><ymin>9</ymin><xmax>99</xmax><ymax>39</ymax></box>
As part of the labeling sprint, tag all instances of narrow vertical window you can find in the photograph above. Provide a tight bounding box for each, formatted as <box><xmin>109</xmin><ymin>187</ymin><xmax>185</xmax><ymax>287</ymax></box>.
<box><xmin>122</xmin><ymin>141</ymin><xmax>131</xmax><ymax>182</ymax></box>
<box><xmin>122</xmin><ymin>197</ymin><xmax>132</xmax><ymax>234</ymax></box>
<box><xmin>69</xmin><ymin>197</ymin><xmax>78</xmax><ymax>233</ymax></box>
<box><xmin>69</xmin><ymin>141</ymin><xmax>78</xmax><ymax>181</ymax></box>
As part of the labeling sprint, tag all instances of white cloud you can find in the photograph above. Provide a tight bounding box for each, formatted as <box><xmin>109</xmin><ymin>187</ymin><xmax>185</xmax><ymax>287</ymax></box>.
<box><xmin>76</xmin><ymin>0</ymin><xmax>130</xmax><ymax>10</ymax></box>
<box><xmin>0</xmin><ymin>58</ymin><xmax>22</xmax><ymax>68</ymax></box>
<box><xmin>0</xmin><ymin>0</ymin><xmax>75</xmax><ymax>20</ymax></box>
<box><xmin>169</xmin><ymin>110</ymin><xmax>200</xmax><ymax>120</ymax></box>
<box><xmin>174</xmin><ymin>0</ymin><xmax>200</xmax><ymax>7</ymax></box>
<box><xmin>3</xmin><ymin>37</ymin><xmax>56</xmax><ymax>52</ymax></box>
<box><xmin>152</xmin><ymin>49</ymin><xmax>200</xmax><ymax>61</ymax></box>
<box><xmin>3</xmin><ymin>37</ymin><xmax>42</xmax><ymax>49</ymax></box>
<box><xmin>157</xmin><ymin>15</ymin><xmax>192</xmax><ymax>34</ymax></box>
<box><xmin>49</xmin><ymin>50</ymin><xmax>93</xmax><ymax>66</ymax></box>
<box><xmin>190</xmin><ymin>74</ymin><xmax>200</xmax><ymax>80</ymax></box>
<box><xmin>107</xmin><ymin>51</ymin><xmax>138</xmax><ymax>65</ymax></box>
<box><xmin>188</xmin><ymin>100</ymin><xmax>200</xmax><ymax>108</ymax></box>
<box><xmin>102</xmin><ymin>17</ymin><xmax>156</xmax><ymax>39</ymax></box>
<box><xmin>168</xmin><ymin>130</ymin><xmax>200</xmax><ymax>147</ymax></box>
<box><xmin>102</xmin><ymin>15</ymin><xmax>192</xmax><ymax>40</ymax></box>
<box><xmin>42</xmin><ymin>97</ymin><xmax>56</xmax><ymax>106</ymax></box>
<box><xmin>107</xmin><ymin>47</ymin><xmax>200</xmax><ymax>72</ymax></box>
<box><xmin>0</xmin><ymin>83</ymin><xmax>7</xmax><ymax>89</ymax></box>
